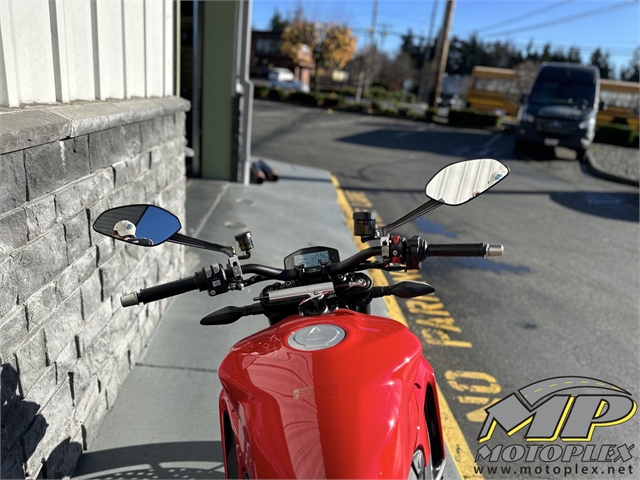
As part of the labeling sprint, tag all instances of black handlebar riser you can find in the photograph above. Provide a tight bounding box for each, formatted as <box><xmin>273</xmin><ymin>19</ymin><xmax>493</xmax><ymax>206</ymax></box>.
<box><xmin>427</xmin><ymin>243</ymin><xmax>486</xmax><ymax>257</ymax></box>
<box><xmin>137</xmin><ymin>276</ymin><xmax>200</xmax><ymax>304</ymax></box>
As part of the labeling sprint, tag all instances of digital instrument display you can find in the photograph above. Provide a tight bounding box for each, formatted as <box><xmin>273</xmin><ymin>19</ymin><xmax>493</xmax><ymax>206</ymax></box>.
<box><xmin>293</xmin><ymin>251</ymin><xmax>330</xmax><ymax>267</ymax></box>
<box><xmin>284</xmin><ymin>247</ymin><xmax>340</xmax><ymax>271</ymax></box>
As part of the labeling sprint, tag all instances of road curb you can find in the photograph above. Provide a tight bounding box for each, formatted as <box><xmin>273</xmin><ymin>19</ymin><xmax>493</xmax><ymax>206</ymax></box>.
<box><xmin>583</xmin><ymin>154</ymin><xmax>639</xmax><ymax>187</ymax></box>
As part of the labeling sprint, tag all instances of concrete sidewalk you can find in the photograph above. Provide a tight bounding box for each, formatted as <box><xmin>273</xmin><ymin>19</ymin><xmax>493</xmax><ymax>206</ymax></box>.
<box><xmin>586</xmin><ymin>143</ymin><xmax>639</xmax><ymax>187</ymax></box>
<box><xmin>72</xmin><ymin>160</ymin><xmax>460</xmax><ymax>480</ymax></box>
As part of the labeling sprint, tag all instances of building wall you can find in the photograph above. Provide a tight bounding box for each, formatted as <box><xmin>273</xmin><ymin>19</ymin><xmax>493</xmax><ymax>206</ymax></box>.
<box><xmin>0</xmin><ymin>0</ymin><xmax>174</xmax><ymax>107</ymax></box>
<box><xmin>0</xmin><ymin>97</ymin><xmax>189</xmax><ymax>478</ymax></box>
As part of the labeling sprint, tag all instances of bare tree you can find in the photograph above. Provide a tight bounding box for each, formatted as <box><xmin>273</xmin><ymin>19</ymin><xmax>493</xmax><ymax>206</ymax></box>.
<box><xmin>513</xmin><ymin>59</ymin><xmax>540</xmax><ymax>103</ymax></box>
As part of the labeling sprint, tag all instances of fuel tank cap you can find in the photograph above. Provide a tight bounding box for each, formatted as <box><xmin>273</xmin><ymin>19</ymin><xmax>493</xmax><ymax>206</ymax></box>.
<box><xmin>287</xmin><ymin>324</ymin><xmax>346</xmax><ymax>351</ymax></box>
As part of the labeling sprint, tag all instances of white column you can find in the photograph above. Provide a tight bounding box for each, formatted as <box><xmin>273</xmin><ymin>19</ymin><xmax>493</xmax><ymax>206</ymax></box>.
<box><xmin>2</xmin><ymin>0</ymin><xmax>57</xmax><ymax>105</ymax></box>
<box><xmin>50</xmin><ymin>0</ymin><xmax>70</xmax><ymax>103</ymax></box>
<box><xmin>94</xmin><ymin>0</ymin><xmax>125</xmax><ymax>100</ymax></box>
<box><xmin>123</xmin><ymin>0</ymin><xmax>145</xmax><ymax>98</ymax></box>
<box><xmin>163</xmin><ymin>0</ymin><xmax>174</xmax><ymax>96</ymax></box>
<box><xmin>144</xmin><ymin>0</ymin><xmax>164</xmax><ymax>97</ymax></box>
<box><xmin>63</xmin><ymin>0</ymin><xmax>96</xmax><ymax>101</ymax></box>
<box><xmin>0</xmin><ymin>1</ymin><xmax>20</xmax><ymax>107</ymax></box>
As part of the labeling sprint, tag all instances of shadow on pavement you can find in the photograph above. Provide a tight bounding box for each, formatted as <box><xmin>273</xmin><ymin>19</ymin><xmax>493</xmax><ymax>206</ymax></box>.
<box><xmin>440</xmin><ymin>256</ymin><xmax>533</xmax><ymax>275</ymax></box>
<box><xmin>337</xmin><ymin>129</ymin><xmax>491</xmax><ymax>155</ymax></box>
<box><xmin>73</xmin><ymin>441</ymin><xmax>224</xmax><ymax>479</ymax></box>
<box><xmin>488</xmin><ymin>190</ymin><xmax>639</xmax><ymax>222</ymax></box>
<box><xmin>335</xmin><ymin>184</ymin><xmax>638</xmax><ymax>222</ymax></box>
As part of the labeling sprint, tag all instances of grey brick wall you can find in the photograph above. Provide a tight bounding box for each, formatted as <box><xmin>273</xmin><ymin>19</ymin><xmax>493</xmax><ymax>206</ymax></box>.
<box><xmin>0</xmin><ymin>97</ymin><xmax>190</xmax><ymax>479</ymax></box>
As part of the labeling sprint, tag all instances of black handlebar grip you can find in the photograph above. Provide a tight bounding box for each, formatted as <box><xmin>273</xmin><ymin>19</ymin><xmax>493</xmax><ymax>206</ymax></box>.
<box><xmin>427</xmin><ymin>243</ymin><xmax>487</xmax><ymax>257</ymax></box>
<box><xmin>200</xmin><ymin>303</ymin><xmax>264</xmax><ymax>326</ymax></box>
<box><xmin>137</xmin><ymin>276</ymin><xmax>200</xmax><ymax>304</ymax></box>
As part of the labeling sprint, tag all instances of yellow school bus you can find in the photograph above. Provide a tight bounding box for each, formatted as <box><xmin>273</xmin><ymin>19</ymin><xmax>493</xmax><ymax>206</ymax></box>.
<box><xmin>467</xmin><ymin>66</ymin><xmax>640</xmax><ymax>130</ymax></box>
<box><xmin>598</xmin><ymin>79</ymin><xmax>640</xmax><ymax>130</ymax></box>
<box><xmin>466</xmin><ymin>66</ymin><xmax>520</xmax><ymax>116</ymax></box>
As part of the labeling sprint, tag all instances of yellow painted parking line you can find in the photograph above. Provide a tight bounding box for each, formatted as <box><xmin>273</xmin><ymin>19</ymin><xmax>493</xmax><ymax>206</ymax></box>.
<box><xmin>331</xmin><ymin>174</ymin><xmax>482</xmax><ymax>480</ymax></box>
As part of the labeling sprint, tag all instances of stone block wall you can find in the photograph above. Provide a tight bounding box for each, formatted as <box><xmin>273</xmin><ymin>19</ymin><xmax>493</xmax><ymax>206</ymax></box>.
<box><xmin>0</xmin><ymin>98</ymin><xmax>190</xmax><ymax>478</ymax></box>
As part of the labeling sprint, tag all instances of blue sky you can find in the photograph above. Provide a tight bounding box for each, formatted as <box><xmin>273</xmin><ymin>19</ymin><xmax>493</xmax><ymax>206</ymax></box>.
<box><xmin>251</xmin><ymin>0</ymin><xmax>639</xmax><ymax>77</ymax></box>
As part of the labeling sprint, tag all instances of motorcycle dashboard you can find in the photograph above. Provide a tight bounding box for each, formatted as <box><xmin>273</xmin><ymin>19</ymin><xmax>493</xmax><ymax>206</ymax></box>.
<box><xmin>284</xmin><ymin>247</ymin><xmax>340</xmax><ymax>271</ymax></box>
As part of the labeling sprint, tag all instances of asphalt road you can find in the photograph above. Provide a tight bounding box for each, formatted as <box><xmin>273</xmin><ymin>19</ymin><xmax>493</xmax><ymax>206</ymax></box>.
<box><xmin>252</xmin><ymin>100</ymin><xmax>639</xmax><ymax>478</ymax></box>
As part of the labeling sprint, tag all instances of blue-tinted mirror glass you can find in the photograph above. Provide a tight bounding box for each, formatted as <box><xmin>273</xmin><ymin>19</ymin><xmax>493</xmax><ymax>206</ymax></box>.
<box><xmin>93</xmin><ymin>205</ymin><xmax>181</xmax><ymax>247</ymax></box>
<box><xmin>425</xmin><ymin>159</ymin><xmax>509</xmax><ymax>206</ymax></box>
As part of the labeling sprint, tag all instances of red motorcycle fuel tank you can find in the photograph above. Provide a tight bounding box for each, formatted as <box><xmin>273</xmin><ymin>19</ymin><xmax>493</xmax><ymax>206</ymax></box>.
<box><xmin>218</xmin><ymin>309</ymin><xmax>437</xmax><ymax>479</ymax></box>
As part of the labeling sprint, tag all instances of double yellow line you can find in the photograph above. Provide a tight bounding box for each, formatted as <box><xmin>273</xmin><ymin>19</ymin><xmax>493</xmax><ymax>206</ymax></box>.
<box><xmin>330</xmin><ymin>175</ymin><xmax>483</xmax><ymax>480</ymax></box>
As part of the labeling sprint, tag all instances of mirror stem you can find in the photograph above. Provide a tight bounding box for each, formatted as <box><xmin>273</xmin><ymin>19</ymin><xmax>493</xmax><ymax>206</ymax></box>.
<box><xmin>168</xmin><ymin>233</ymin><xmax>236</xmax><ymax>257</ymax></box>
<box><xmin>381</xmin><ymin>199</ymin><xmax>442</xmax><ymax>236</ymax></box>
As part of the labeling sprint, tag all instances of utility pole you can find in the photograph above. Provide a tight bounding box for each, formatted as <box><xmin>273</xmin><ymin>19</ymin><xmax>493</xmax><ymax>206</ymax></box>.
<box><xmin>377</xmin><ymin>23</ymin><xmax>392</xmax><ymax>51</ymax></box>
<box><xmin>431</xmin><ymin>0</ymin><xmax>456</xmax><ymax>107</ymax></box>
<box><xmin>364</xmin><ymin>0</ymin><xmax>379</xmax><ymax>92</ymax></box>
<box><xmin>417</xmin><ymin>0</ymin><xmax>440</xmax><ymax>103</ymax></box>
<box><xmin>356</xmin><ymin>0</ymin><xmax>379</xmax><ymax>103</ymax></box>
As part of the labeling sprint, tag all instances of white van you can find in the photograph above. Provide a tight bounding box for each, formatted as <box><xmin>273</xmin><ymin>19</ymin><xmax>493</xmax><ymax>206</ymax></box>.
<box><xmin>267</xmin><ymin>68</ymin><xmax>310</xmax><ymax>93</ymax></box>
<box><xmin>268</xmin><ymin>68</ymin><xmax>295</xmax><ymax>83</ymax></box>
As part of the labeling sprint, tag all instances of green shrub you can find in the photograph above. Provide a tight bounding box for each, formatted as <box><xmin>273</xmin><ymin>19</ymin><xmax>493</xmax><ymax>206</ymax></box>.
<box><xmin>381</xmin><ymin>108</ymin><xmax>398</xmax><ymax>117</ymax></box>
<box><xmin>254</xmin><ymin>86</ymin><xmax>270</xmax><ymax>99</ymax></box>
<box><xmin>405</xmin><ymin>109</ymin><xmax>424</xmax><ymax>118</ymax></box>
<box><xmin>288</xmin><ymin>92</ymin><xmax>323</xmax><ymax>106</ymax></box>
<box><xmin>425</xmin><ymin>107</ymin><xmax>438</xmax><ymax>122</ymax></box>
<box><xmin>318</xmin><ymin>85</ymin><xmax>356</xmax><ymax>97</ymax></box>
<box><xmin>339</xmin><ymin>103</ymin><xmax>371</xmax><ymax>114</ymax></box>
<box><xmin>594</xmin><ymin>123</ymin><xmax>639</xmax><ymax>148</ymax></box>
<box><xmin>268</xmin><ymin>89</ymin><xmax>287</xmax><ymax>101</ymax></box>
<box><xmin>323</xmin><ymin>92</ymin><xmax>345</xmax><ymax>107</ymax></box>
<box><xmin>363</xmin><ymin>86</ymin><xmax>416</xmax><ymax>104</ymax></box>
<box><xmin>448</xmin><ymin>108</ymin><xmax>501</xmax><ymax>128</ymax></box>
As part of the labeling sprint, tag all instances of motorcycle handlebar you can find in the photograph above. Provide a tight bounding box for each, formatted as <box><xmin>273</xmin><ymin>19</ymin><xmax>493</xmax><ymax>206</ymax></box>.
<box><xmin>426</xmin><ymin>243</ymin><xmax>503</xmax><ymax>258</ymax></box>
<box><xmin>241</xmin><ymin>264</ymin><xmax>297</xmax><ymax>280</ymax></box>
<box><xmin>233</xmin><ymin>247</ymin><xmax>382</xmax><ymax>279</ymax></box>
<box><xmin>120</xmin><ymin>243</ymin><xmax>502</xmax><ymax>307</ymax></box>
<box><xmin>121</xmin><ymin>275</ymin><xmax>201</xmax><ymax>307</ymax></box>
<box><xmin>328</xmin><ymin>247</ymin><xmax>382</xmax><ymax>274</ymax></box>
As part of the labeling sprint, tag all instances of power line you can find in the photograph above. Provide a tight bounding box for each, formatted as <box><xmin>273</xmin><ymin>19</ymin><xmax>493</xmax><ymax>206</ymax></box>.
<box><xmin>483</xmin><ymin>0</ymin><xmax>638</xmax><ymax>38</ymax></box>
<box><xmin>350</xmin><ymin>27</ymin><xmax>637</xmax><ymax>55</ymax></box>
<box><xmin>351</xmin><ymin>27</ymin><xmax>429</xmax><ymax>40</ymax></box>
<box><xmin>462</xmin><ymin>0</ymin><xmax>571</xmax><ymax>35</ymax></box>
<box><xmin>503</xmin><ymin>41</ymin><xmax>636</xmax><ymax>56</ymax></box>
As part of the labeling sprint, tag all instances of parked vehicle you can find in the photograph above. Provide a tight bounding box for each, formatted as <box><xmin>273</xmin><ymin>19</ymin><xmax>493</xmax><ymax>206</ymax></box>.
<box><xmin>467</xmin><ymin>66</ymin><xmax>521</xmax><ymax>116</ymax></box>
<box><xmin>268</xmin><ymin>68</ymin><xmax>295</xmax><ymax>83</ymax></box>
<box><xmin>270</xmin><ymin>79</ymin><xmax>311</xmax><ymax>93</ymax></box>
<box><xmin>467</xmin><ymin>65</ymin><xmax>639</xmax><ymax>135</ymax></box>
<box><xmin>598</xmin><ymin>79</ymin><xmax>640</xmax><ymax>131</ymax></box>
<box><xmin>268</xmin><ymin>68</ymin><xmax>310</xmax><ymax>93</ymax></box>
<box><xmin>93</xmin><ymin>158</ymin><xmax>509</xmax><ymax>479</ymax></box>
<box><xmin>515</xmin><ymin>63</ymin><xmax>601</xmax><ymax>159</ymax></box>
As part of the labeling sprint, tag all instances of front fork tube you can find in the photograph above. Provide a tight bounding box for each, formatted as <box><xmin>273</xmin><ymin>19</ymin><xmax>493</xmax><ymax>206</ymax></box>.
<box><xmin>354</xmin><ymin>304</ymin><xmax>371</xmax><ymax>314</ymax></box>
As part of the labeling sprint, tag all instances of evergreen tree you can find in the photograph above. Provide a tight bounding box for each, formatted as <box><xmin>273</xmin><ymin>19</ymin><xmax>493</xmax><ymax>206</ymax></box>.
<box><xmin>268</xmin><ymin>9</ymin><xmax>289</xmax><ymax>32</ymax></box>
<box><xmin>620</xmin><ymin>48</ymin><xmax>639</xmax><ymax>82</ymax></box>
<box><xmin>590</xmin><ymin>48</ymin><xmax>613</xmax><ymax>79</ymax></box>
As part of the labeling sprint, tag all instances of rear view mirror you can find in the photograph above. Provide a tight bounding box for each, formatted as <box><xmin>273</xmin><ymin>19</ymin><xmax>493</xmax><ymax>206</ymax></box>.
<box><xmin>426</xmin><ymin>159</ymin><xmax>509</xmax><ymax>206</ymax></box>
<box><xmin>93</xmin><ymin>205</ymin><xmax>181</xmax><ymax>246</ymax></box>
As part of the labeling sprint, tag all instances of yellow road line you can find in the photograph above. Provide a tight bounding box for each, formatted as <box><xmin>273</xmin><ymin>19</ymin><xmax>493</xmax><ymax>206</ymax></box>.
<box><xmin>331</xmin><ymin>174</ymin><xmax>482</xmax><ymax>480</ymax></box>
<box><xmin>331</xmin><ymin>175</ymin><xmax>406</xmax><ymax>326</ymax></box>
